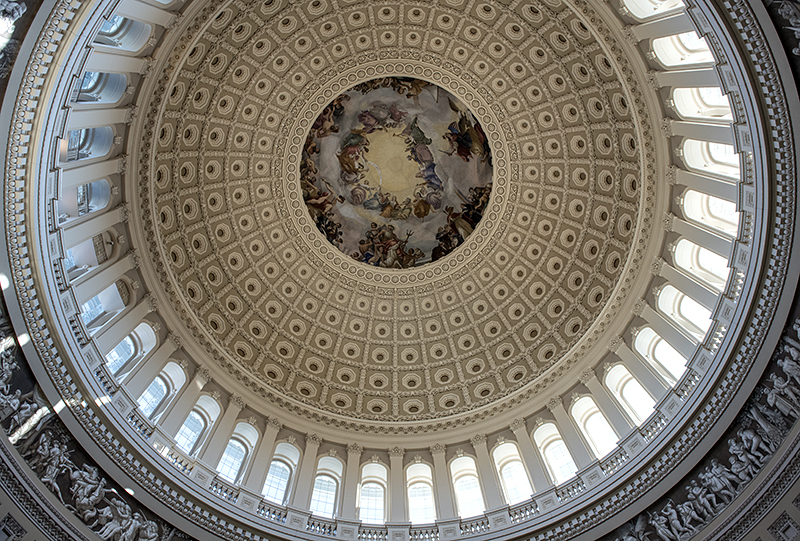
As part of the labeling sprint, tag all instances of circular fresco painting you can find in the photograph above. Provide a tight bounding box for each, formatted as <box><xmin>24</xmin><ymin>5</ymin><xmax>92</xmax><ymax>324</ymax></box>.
<box><xmin>301</xmin><ymin>77</ymin><xmax>493</xmax><ymax>268</ymax></box>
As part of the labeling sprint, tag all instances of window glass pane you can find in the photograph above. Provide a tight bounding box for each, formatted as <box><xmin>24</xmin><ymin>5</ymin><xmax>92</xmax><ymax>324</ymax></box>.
<box><xmin>585</xmin><ymin>412</ymin><xmax>618</xmax><ymax>457</ymax></box>
<box><xmin>621</xmin><ymin>379</ymin><xmax>656</xmax><ymax>424</ymax></box>
<box><xmin>500</xmin><ymin>461</ymin><xmax>532</xmax><ymax>504</ymax></box>
<box><xmin>217</xmin><ymin>440</ymin><xmax>246</xmax><ymax>483</ymax></box>
<box><xmin>105</xmin><ymin>336</ymin><xmax>134</xmax><ymax>374</ymax></box>
<box><xmin>137</xmin><ymin>377</ymin><xmax>166</xmax><ymax>417</ymax></box>
<box><xmin>99</xmin><ymin>15</ymin><xmax>124</xmax><ymax>34</ymax></box>
<box><xmin>262</xmin><ymin>461</ymin><xmax>291</xmax><ymax>504</ymax></box>
<box><xmin>81</xmin><ymin>71</ymin><xmax>100</xmax><ymax>91</ymax></box>
<box><xmin>698</xmin><ymin>87</ymin><xmax>728</xmax><ymax>107</ymax></box>
<box><xmin>707</xmin><ymin>196</ymin><xmax>737</xmax><ymax>225</ymax></box>
<box><xmin>653</xmin><ymin>338</ymin><xmax>687</xmax><ymax>380</ymax></box>
<box><xmin>309</xmin><ymin>475</ymin><xmax>337</xmax><ymax>518</ymax></box>
<box><xmin>359</xmin><ymin>482</ymin><xmax>384</xmax><ymax>523</ymax></box>
<box><xmin>453</xmin><ymin>475</ymin><xmax>484</xmax><ymax>518</ymax></box>
<box><xmin>80</xmin><ymin>296</ymin><xmax>104</xmax><ymax>325</ymax></box>
<box><xmin>677</xmin><ymin>31</ymin><xmax>707</xmax><ymax>52</ymax></box>
<box><xmin>63</xmin><ymin>249</ymin><xmax>77</xmax><ymax>270</ymax></box>
<box><xmin>708</xmin><ymin>143</ymin><xmax>738</xmax><ymax>166</ymax></box>
<box><xmin>544</xmin><ymin>440</ymin><xmax>577</xmax><ymax>484</ymax></box>
<box><xmin>175</xmin><ymin>411</ymin><xmax>205</xmax><ymax>453</ymax></box>
<box><xmin>679</xmin><ymin>294</ymin><xmax>712</xmax><ymax>334</ymax></box>
<box><xmin>408</xmin><ymin>483</ymin><xmax>436</xmax><ymax>524</ymax></box>
<box><xmin>697</xmin><ymin>249</ymin><xmax>729</xmax><ymax>282</ymax></box>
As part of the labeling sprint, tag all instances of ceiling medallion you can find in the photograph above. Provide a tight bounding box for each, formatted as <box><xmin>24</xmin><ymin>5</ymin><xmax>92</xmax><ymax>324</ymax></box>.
<box><xmin>302</xmin><ymin>77</ymin><xmax>494</xmax><ymax>268</ymax></box>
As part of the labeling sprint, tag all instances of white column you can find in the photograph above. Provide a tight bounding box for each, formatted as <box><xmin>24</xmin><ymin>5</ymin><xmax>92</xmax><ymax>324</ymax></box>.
<box><xmin>580</xmin><ymin>370</ymin><xmax>633</xmax><ymax>437</ymax></box>
<box><xmin>61</xmin><ymin>205</ymin><xmax>124</xmax><ymax>247</ymax></box>
<box><xmin>509</xmin><ymin>419</ymin><xmax>550</xmax><ymax>492</ymax></box>
<box><xmin>159</xmin><ymin>367</ymin><xmax>210</xmax><ymax>437</ymax></box>
<box><xmin>671</xmin><ymin>120</ymin><xmax>734</xmax><ymax>144</ymax></box>
<box><xmin>85</xmin><ymin>51</ymin><xmax>148</xmax><ymax>74</ymax></box>
<box><xmin>340</xmin><ymin>443</ymin><xmax>362</xmax><ymax>519</ymax></box>
<box><xmin>658</xmin><ymin>263</ymin><xmax>720</xmax><ymax>309</ymax></box>
<box><xmin>244</xmin><ymin>419</ymin><xmax>283</xmax><ymax>492</ymax></box>
<box><xmin>612</xmin><ymin>342</ymin><xmax>671</xmax><ymax>399</ymax></box>
<box><xmin>198</xmin><ymin>394</ymin><xmax>245</xmax><ymax>468</ymax></box>
<box><xmin>93</xmin><ymin>296</ymin><xmax>154</xmax><ymax>353</ymax></box>
<box><xmin>388</xmin><ymin>446</ymin><xmax>406</xmax><ymax>521</ymax></box>
<box><xmin>640</xmin><ymin>304</ymin><xmax>698</xmax><ymax>358</ymax></box>
<box><xmin>60</xmin><ymin>157</ymin><xmax>124</xmax><ymax>191</ymax></box>
<box><xmin>430</xmin><ymin>444</ymin><xmax>456</xmax><ymax>519</ymax></box>
<box><xmin>291</xmin><ymin>434</ymin><xmax>322</xmax><ymax>508</ymax></box>
<box><xmin>670</xmin><ymin>215</ymin><xmax>733</xmax><ymax>257</ymax></box>
<box><xmin>115</xmin><ymin>0</ymin><xmax>176</xmax><ymax>26</ymax></box>
<box><xmin>675</xmin><ymin>169</ymin><xmax>737</xmax><ymax>202</ymax></box>
<box><xmin>631</xmin><ymin>12</ymin><xmax>695</xmax><ymax>41</ymax></box>
<box><xmin>546</xmin><ymin>397</ymin><xmax>594</xmax><ymax>467</ymax></box>
<box><xmin>72</xmin><ymin>256</ymin><xmax>133</xmax><ymax>302</ymax></box>
<box><xmin>655</xmin><ymin>68</ymin><xmax>721</xmax><ymax>88</ymax></box>
<box><xmin>122</xmin><ymin>337</ymin><xmax>179</xmax><ymax>397</ymax></box>
<box><xmin>470</xmin><ymin>434</ymin><xmax>504</xmax><ymax>509</ymax></box>
<box><xmin>68</xmin><ymin>107</ymin><xmax>130</xmax><ymax>130</ymax></box>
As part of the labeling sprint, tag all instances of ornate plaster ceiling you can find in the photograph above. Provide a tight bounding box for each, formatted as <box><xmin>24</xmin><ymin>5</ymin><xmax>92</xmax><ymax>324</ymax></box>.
<box><xmin>136</xmin><ymin>0</ymin><xmax>657</xmax><ymax>430</ymax></box>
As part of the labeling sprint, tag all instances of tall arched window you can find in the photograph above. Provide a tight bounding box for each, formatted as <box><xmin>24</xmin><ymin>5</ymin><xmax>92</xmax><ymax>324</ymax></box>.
<box><xmin>656</xmin><ymin>284</ymin><xmax>713</xmax><ymax>341</ymax></box>
<box><xmin>492</xmin><ymin>442</ymin><xmax>533</xmax><ymax>504</ymax></box>
<box><xmin>216</xmin><ymin>421</ymin><xmax>259</xmax><ymax>484</ymax></box>
<box><xmin>137</xmin><ymin>377</ymin><xmax>167</xmax><ymax>417</ymax></box>
<box><xmin>681</xmin><ymin>190</ymin><xmax>739</xmax><ymax>236</ymax></box>
<box><xmin>58</xmin><ymin>179</ymin><xmax>112</xmax><ymax>222</ymax></box>
<box><xmin>450</xmin><ymin>456</ymin><xmax>484</xmax><ymax>518</ymax></box>
<box><xmin>79</xmin><ymin>280</ymin><xmax>130</xmax><ymax>333</ymax></box>
<box><xmin>621</xmin><ymin>0</ymin><xmax>683</xmax><ymax>21</ymax></box>
<box><xmin>633</xmin><ymin>326</ymin><xmax>687</xmax><ymax>383</ymax></box>
<box><xmin>75</xmin><ymin>72</ymin><xmax>127</xmax><ymax>104</ymax></box>
<box><xmin>262</xmin><ymin>442</ymin><xmax>300</xmax><ymax>504</ymax></box>
<box><xmin>61</xmin><ymin>230</ymin><xmax>116</xmax><ymax>282</ymax></box>
<box><xmin>533</xmin><ymin>423</ymin><xmax>578</xmax><ymax>485</ymax></box>
<box><xmin>174</xmin><ymin>394</ymin><xmax>220</xmax><ymax>455</ymax></box>
<box><xmin>93</xmin><ymin>16</ymin><xmax>153</xmax><ymax>51</ymax></box>
<box><xmin>673</xmin><ymin>238</ymin><xmax>730</xmax><ymax>291</ymax></box>
<box><xmin>309</xmin><ymin>456</ymin><xmax>343</xmax><ymax>518</ymax></box>
<box><xmin>105</xmin><ymin>322</ymin><xmax>157</xmax><ymax>377</ymax></box>
<box><xmin>406</xmin><ymin>462</ymin><xmax>436</xmax><ymax>524</ymax></box>
<box><xmin>682</xmin><ymin>139</ymin><xmax>740</xmax><ymax>179</ymax></box>
<box><xmin>570</xmin><ymin>397</ymin><xmax>618</xmax><ymax>458</ymax></box>
<box><xmin>359</xmin><ymin>462</ymin><xmax>388</xmax><ymax>523</ymax></box>
<box><xmin>672</xmin><ymin>87</ymin><xmax>732</xmax><ymax>121</ymax></box>
<box><xmin>106</xmin><ymin>336</ymin><xmax>134</xmax><ymax>374</ymax></box>
<box><xmin>652</xmin><ymin>32</ymin><xmax>714</xmax><ymax>68</ymax></box>
<box><xmin>63</xmin><ymin>127</ymin><xmax>114</xmax><ymax>163</ymax></box>
<box><xmin>605</xmin><ymin>365</ymin><xmax>656</xmax><ymax>425</ymax></box>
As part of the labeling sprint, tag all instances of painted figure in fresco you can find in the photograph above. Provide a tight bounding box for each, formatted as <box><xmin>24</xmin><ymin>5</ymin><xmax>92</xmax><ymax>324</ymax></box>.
<box><xmin>777</xmin><ymin>351</ymin><xmax>800</xmax><ymax>386</ymax></box>
<box><xmin>441</xmin><ymin>99</ymin><xmax>492</xmax><ymax>164</ymax></box>
<box><xmin>676</xmin><ymin>500</ymin><xmax>703</xmax><ymax>530</ymax></box>
<box><xmin>728</xmin><ymin>454</ymin><xmax>756</xmax><ymax>482</ymax></box>
<box><xmin>769</xmin><ymin>373</ymin><xmax>800</xmax><ymax>408</ymax></box>
<box><xmin>70</xmin><ymin>464</ymin><xmax>110</xmax><ymax>522</ymax></box>
<box><xmin>648</xmin><ymin>512</ymin><xmax>678</xmax><ymax>541</ymax></box>
<box><xmin>698</xmin><ymin>470</ymin><xmax>734</xmax><ymax>504</ymax></box>
<box><xmin>41</xmin><ymin>440</ymin><xmax>73</xmax><ymax>504</ymax></box>
<box><xmin>660</xmin><ymin>501</ymin><xmax>687</xmax><ymax>540</ymax></box>
<box><xmin>737</xmin><ymin>427</ymin><xmax>772</xmax><ymax>462</ymax></box>
<box><xmin>0</xmin><ymin>348</ymin><xmax>18</xmax><ymax>393</ymax></box>
<box><xmin>95</xmin><ymin>498</ymin><xmax>132</xmax><ymax>540</ymax></box>
<box><xmin>686</xmin><ymin>480</ymin><xmax>716</xmax><ymax>515</ymax></box>
<box><xmin>708</xmin><ymin>458</ymin><xmax>742</xmax><ymax>492</ymax></box>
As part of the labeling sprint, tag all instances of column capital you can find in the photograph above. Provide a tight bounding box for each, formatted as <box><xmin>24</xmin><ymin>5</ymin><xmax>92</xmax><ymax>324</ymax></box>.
<box><xmin>470</xmin><ymin>433</ymin><xmax>487</xmax><ymax>447</ymax></box>
<box><xmin>546</xmin><ymin>396</ymin><xmax>563</xmax><ymax>412</ymax></box>
<box><xmin>167</xmin><ymin>333</ymin><xmax>182</xmax><ymax>349</ymax></box>
<box><xmin>347</xmin><ymin>443</ymin><xmax>363</xmax><ymax>455</ymax></box>
<box><xmin>145</xmin><ymin>293</ymin><xmax>158</xmax><ymax>311</ymax></box>
<box><xmin>229</xmin><ymin>394</ymin><xmax>246</xmax><ymax>410</ymax></box>
<box><xmin>245</xmin><ymin>416</ymin><xmax>258</xmax><ymax>426</ymax></box>
<box><xmin>306</xmin><ymin>433</ymin><xmax>323</xmax><ymax>447</ymax></box>
<box><xmin>607</xmin><ymin>336</ymin><xmax>624</xmax><ymax>353</ymax></box>
<box><xmin>430</xmin><ymin>443</ymin><xmax>446</xmax><ymax>456</ymax></box>
<box><xmin>388</xmin><ymin>446</ymin><xmax>405</xmax><ymax>458</ymax></box>
<box><xmin>509</xmin><ymin>418</ymin><xmax>526</xmax><ymax>433</ymax></box>
<box><xmin>579</xmin><ymin>369</ymin><xmax>596</xmax><ymax>385</ymax></box>
<box><xmin>267</xmin><ymin>417</ymin><xmax>283</xmax><ymax>431</ymax></box>
<box><xmin>196</xmin><ymin>366</ymin><xmax>211</xmax><ymax>384</ymax></box>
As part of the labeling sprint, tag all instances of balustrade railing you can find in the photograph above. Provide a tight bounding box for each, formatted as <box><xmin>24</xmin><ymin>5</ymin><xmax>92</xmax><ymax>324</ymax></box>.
<box><xmin>409</xmin><ymin>525</ymin><xmax>439</xmax><ymax>541</ymax></box>
<box><xmin>600</xmin><ymin>447</ymin><xmax>628</xmax><ymax>476</ymax></box>
<box><xmin>307</xmin><ymin>517</ymin><xmax>336</xmax><ymax>537</ymax></box>
<box><xmin>555</xmin><ymin>477</ymin><xmax>585</xmax><ymax>502</ymax></box>
<box><xmin>358</xmin><ymin>525</ymin><xmax>388</xmax><ymax>541</ymax></box>
<box><xmin>508</xmin><ymin>500</ymin><xmax>538</xmax><ymax>524</ymax></box>
<box><xmin>460</xmin><ymin>517</ymin><xmax>489</xmax><ymax>536</ymax></box>
<box><xmin>257</xmin><ymin>502</ymin><xmax>288</xmax><ymax>524</ymax></box>
<box><xmin>209</xmin><ymin>477</ymin><xmax>239</xmax><ymax>503</ymax></box>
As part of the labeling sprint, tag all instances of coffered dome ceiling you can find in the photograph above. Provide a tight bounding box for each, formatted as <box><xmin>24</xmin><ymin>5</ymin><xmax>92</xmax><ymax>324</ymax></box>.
<box><xmin>138</xmin><ymin>0</ymin><xmax>655</xmax><ymax>430</ymax></box>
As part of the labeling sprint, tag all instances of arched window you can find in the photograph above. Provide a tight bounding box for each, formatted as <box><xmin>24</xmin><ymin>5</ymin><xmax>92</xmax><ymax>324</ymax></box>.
<box><xmin>570</xmin><ymin>397</ymin><xmax>618</xmax><ymax>458</ymax></box>
<box><xmin>633</xmin><ymin>326</ymin><xmax>687</xmax><ymax>383</ymax></box>
<box><xmin>263</xmin><ymin>461</ymin><xmax>291</xmax><ymax>503</ymax></box>
<box><xmin>620</xmin><ymin>0</ymin><xmax>684</xmax><ymax>21</ymax></box>
<box><xmin>216</xmin><ymin>421</ymin><xmax>259</xmax><ymax>484</ymax></box>
<box><xmin>174</xmin><ymin>394</ymin><xmax>220</xmax><ymax>454</ymax></box>
<box><xmin>406</xmin><ymin>462</ymin><xmax>436</xmax><ymax>524</ymax></box>
<box><xmin>656</xmin><ymin>284</ymin><xmax>713</xmax><ymax>341</ymax></box>
<box><xmin>310</xmin><ymin>475</ymin><xmax>338</xmax><ymax>518</ymax></box>
<box><xmin>106</xmin><ymin>322</ymin><xmax>157</xmax><ymax>377</ymax></box>
<box><xmin>59</xmin><ymin>179</ymin><xmax>112</xmax><ymax>222</ymax></box>
<box><xmin>673</xmin><ymin>238</ymin><xmax>730</xmax><ymax>291</ymax></box>
<box><xmin>175</xmin><ymin>411</ymin><xmax>205</xmax><ymax>453</ymax></box>
<box><xmin>652</xmin><ymin>32</ymin><xmax>714</xmax><ymax>68</ymax></box>
<box><xmin>262</xmin><ymin>442</ymin><xmax>300</xmax><ymax>503</ymax></box>
<box><xmin>605</xmin><ymin>365</ymin><xmax>656</xmax><ymax>425</ymax></box>
<box><xmin>93</xmin><ymin>16</ymin><xmax>153</xmax><ymax>51</ymax></box>
<box><xmin>359</xmin><ymin>462</ymin><xmax>387</xmax><ymax>523</ymax></box>
<box><xmin>533</xmin><ymin>423</ymin><xmax>577</xmax><ymax>485</ymax></box>
<box><xmin>64</xmin><ymin>127</ymin><xmax>114</xmax><ymax>163</ymax></box>
<box><xmin>450</xmin><ymin>456</ymin><xmax>485</xmax><ymax>518</ymax></box>
<box><xmin>217</xmin><ymin>439</ymin><xmax>247</xmax><ymax>483</ymax></box>
<box><xmin>682</xmin><ymin>139</ymin><xmax>740</xmax><ymax>179</ymax></box>
<box><xmin>61</xmin><ymin>231</ymin><xmax>116</xmax><ymax>282</ymax></box>
<box><xmin>681</xmin><ymin>190</ymin><xmax>739</xmax><ymax>236</ymax></box>
<box><xmin>310</xmin><ymin>456</ymin><xmax>343</xmax><ymax>518</ymax></box>
<box><xmin>106</xmin><ymin>336</ymin><xmax>134</xmax><ymax>374</ymax></box>
<box><xmin>137</xmin><ymin>376</ymin><xmax>167</xmax><ymax>417</ymax></box>
<box><xmin>492</xmin><ymin>442</ymin><xmax>533</xmax><ymax>504</ymax></box>
<box><xmin>79</xmin><ymin>280</ymin><xmax>130</xmax><ymax>333</ymax></box>
<box><xmin>672</xmin><ymin>87</ymin><xmax>732</xmax><ymax>121</ymax></box>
